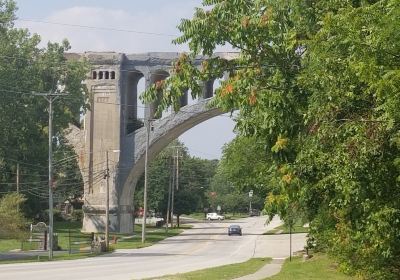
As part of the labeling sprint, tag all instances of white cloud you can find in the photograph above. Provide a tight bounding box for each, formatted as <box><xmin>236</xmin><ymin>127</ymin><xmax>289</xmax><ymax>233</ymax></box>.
<box><xmin>16</xmin><ymin>5</ymin><xmax>193</xmax><ymax>53</ymax></box>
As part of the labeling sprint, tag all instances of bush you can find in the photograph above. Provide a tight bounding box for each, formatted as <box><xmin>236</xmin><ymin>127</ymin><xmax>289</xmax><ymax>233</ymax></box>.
<box><xmin>71</xmin><ymin>209</ymin><xmax>83</xmax><ymax>222</ymax></box>
<box><xmin>40</xmin><ymin>209</ymin><xmax>66</xmax><ymax>223</ymax></box>
<box><xmin>53</xmin><ymin>209</ymin><xmax>64</xmax><ymax>222</ymax></box>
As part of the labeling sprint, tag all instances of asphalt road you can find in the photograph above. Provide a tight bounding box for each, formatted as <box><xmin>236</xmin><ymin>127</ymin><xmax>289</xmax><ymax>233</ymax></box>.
<box><xmin>0</xmin><ymin>216</ymin><xmax>306</xmax><ymax>280</ymax></box>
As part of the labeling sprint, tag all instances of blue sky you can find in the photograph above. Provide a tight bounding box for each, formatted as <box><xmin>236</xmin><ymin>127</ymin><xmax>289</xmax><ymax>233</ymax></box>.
<box><xmin>14</xmin><ymin>0</ymin><xmax>236</xmax><ymax>159</ymax></box>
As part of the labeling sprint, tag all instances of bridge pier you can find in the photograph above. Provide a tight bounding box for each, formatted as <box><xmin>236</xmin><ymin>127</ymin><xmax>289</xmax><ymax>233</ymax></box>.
<box><xmin>66</xmin><ymin>52</ymin><xmax>235</xmax><ymax>233</ymax></box>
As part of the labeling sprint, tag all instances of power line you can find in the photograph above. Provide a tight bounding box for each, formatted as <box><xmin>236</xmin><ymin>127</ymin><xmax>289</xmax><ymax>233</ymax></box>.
<box><xmin>16</xmin><ymin>19</ymin><xmax>178</xmax><ymax>37</ymax></box>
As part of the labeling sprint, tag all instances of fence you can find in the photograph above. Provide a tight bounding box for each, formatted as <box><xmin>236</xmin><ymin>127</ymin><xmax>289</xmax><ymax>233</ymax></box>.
<box><xmin>67</xmin><ymin>230</ymin><xmax>94</xmax><ymax>254</ymax></box>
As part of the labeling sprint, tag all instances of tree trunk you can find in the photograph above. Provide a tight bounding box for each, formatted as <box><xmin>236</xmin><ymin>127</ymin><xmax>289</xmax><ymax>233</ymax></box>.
<box><xmin>177</xmin><ymin>215</ymin><xmax>180</xmax><ymax>228</ymax></box>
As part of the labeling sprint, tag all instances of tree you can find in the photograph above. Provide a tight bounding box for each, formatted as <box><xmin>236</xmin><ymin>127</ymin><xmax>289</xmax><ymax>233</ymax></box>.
<box><xmin>173</xmin><ymin>190</ymin><xmax>200</xmax><ymax>227</ymax></box>
<box><xmin>0</xmin><ymin>0</ymin><xmax>88</xmax><ymax>219</ymax></box>
<box><xmin>135</xmin><ymin>140</ymin><xmax>217</xmax><ymax>223</ymax></box>
<box><xmin>209</xmin><ymin>165</ymin><xmax>264</xmax><ymax>215</ymax></box>
<box><xmin>143</xmin><ymin>0</ymin><xmax>400</xmax><ymax>278</ymax></box>
<box><xmin>0</xmin><ymin>193</ymin><xmax>28</xmax><ymax>239</ymax></box>
<box><xmin>219</xmin><ymin>136</ymin><xmax>272</xmax><ymax>198</ymax></box>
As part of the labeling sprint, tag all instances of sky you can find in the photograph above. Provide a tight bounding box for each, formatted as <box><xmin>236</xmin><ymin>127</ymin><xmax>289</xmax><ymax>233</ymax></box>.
<box><xmin>14</xmin><ymin>0</ymin><xmax>236</xmax><ymax>160</ymax></box>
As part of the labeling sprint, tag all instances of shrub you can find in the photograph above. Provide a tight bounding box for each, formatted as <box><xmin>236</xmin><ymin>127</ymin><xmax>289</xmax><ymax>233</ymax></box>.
<box><xmin>71</xmin><ymin>209</ymin><xmax>83</xmax><ymax>222</ymax></box>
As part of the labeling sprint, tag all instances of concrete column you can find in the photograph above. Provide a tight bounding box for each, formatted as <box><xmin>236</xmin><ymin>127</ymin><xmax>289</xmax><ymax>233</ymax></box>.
<box><xmin>201</xmin><ymin>80</ymin><xmax>214</xmax><ymax>99</ymax></box>
<box><xmin>180</xmin><ymin>91</ymin><xmax>188</xmax><ymax>107</ymax></box>
<box><xmin>118</xmin><ymin>179</ymin><xmax>135</xmax><ymax>233</ymax></box>
<box><xmin>144</xmin><ymin>74</ymin><xmax>156</xmax><ymax>120</ymax></box>
<box><xmin>81</xmin><ymin>62</ymin><xmax>122</xmax><ymax>233</ymax></box>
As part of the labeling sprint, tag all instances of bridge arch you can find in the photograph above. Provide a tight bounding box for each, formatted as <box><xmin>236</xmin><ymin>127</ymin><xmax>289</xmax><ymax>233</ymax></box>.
<box><xmin>73</xmin><ymin>52</ymin><xmax>238</xmax><ymax>233</ymax></box>
<box><xmin>118</xmin><ymin>99</ymin><xmax>224</xmax><ymax>232</ymax></box>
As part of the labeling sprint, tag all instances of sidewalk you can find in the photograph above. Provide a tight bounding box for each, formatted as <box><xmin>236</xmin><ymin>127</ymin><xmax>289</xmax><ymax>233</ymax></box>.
<box><xmin>232</xmin><ymin>258</ymin><xmax>286</xmax><ymax>280</ymax></box>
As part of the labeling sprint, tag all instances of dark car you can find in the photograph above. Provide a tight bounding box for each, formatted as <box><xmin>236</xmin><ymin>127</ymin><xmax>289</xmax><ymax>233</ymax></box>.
<box><xmin>228</xmin><ymin>225</ymin><xmax>242</xmax><ymax>236</ymax></box>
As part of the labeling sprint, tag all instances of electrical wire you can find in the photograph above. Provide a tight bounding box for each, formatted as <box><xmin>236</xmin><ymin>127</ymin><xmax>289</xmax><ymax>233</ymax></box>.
<box><xmin>16</xmin><ymin>19</ymin><xmax>178</xmax><ymax>37</ymax></box>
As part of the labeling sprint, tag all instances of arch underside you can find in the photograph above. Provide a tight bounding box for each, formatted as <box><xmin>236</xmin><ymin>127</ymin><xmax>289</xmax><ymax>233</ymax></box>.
<box><xmin>118</xmin><ymin>99</ymin><xmax>225</xmax><ymax>227</ymax></box>
<box><xmin>77</xmin><ymin>52</ymin><xmax>239</xmax><ymax>233</ymax></box>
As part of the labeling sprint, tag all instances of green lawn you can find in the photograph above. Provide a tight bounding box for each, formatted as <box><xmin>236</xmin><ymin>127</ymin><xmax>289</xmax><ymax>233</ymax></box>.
<box><xmin>265</xmin><ymin>221</ymin><xmax>309</xmax><ymax>235</ymax></box>
<box><xmin>0</xmin><ymin>239</ymin><xmax>22</xmax><ymax>252</ymax></box>
<box><xmin>0</xmin><ymin>221</ymin><xmax>89</xmax><ymax>253</ymax></box>
<box><xmin>0</xmin><ymin>221</ymin><xmax>189</xmax><ymax>263</ymax></box>
<box><xmin>54</xmin><ymin>220</ymin><xmax>88</xmax><ymax>250</ymax></box>
<box><xmin>265</xmin><ymin>254</ymin><xmax>354</xmax><ymax>280</ymax></box>
<box><xmin>147</xmin><ymin>258</ymin><xmax>271</xmax><ymax>280</ymax></box>
<box><xmin>111</xmin><ymin>225</ymin><xmax>189</xmax><ymax>250</ymax></box>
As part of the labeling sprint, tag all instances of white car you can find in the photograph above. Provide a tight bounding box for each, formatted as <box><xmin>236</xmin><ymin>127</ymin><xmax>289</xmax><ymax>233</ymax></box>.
<box><xmin>206</xmin><ymin>212</ymin><xmax>224</xmax><ymax>221</ymax></box>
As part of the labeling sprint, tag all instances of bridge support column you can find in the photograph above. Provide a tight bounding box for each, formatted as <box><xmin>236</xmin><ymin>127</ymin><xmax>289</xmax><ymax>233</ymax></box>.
<box><xmin>82</xmin><ymin>203</ymin><xmax>119</xmax><ymax>233</ymax></box>
<box><xmin>180</xmin><ymin>91</ymin><xmax>188</xmax><ymax>107</ymax></box>
<box><xmin>201</xmin><ymin>80</ymin><xmax>214</xmax><ymax>99</ymax></box>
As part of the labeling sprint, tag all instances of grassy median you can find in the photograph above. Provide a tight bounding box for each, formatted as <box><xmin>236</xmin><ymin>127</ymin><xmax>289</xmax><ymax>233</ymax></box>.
<box><xmin>265</xmin><ymin>254</ymin><xmax>353</xmax><ymax>280</ymax></box>
<box><xmin>147</xmin><ymin>258</ymin><xmax>271</xmax><ymax>280</ymax></box>
<box><xmin>264</xmin><ymin>221</ymin><xmax>309</xmax><ymax>235</ymax></box>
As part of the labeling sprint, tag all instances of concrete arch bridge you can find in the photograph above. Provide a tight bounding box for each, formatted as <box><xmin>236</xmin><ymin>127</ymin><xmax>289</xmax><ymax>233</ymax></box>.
<box><xmin>67</xmin><ymin>52</ymin><xmax>237</xmax><ymax>233</ymax></box>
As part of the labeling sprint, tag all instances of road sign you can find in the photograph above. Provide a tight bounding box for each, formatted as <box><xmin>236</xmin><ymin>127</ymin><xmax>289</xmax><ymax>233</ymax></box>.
<box><xmin>249</xmin><ymin>190</ymin><xmax>253</xmax><ymax>197</ymax></box>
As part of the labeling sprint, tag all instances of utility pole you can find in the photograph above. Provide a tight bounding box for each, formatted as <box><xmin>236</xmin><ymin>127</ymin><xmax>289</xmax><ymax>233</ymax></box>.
<box><xmin>175</xmin><ymin>149</ymin><xmax>179</xmax><ymax>191</ymax></box>
<box><xmin>170</xmin><ymin>154</ymin><xmax>176</xmax><ymax>228</ymax></box>
<box><xmin>16</xmin><ymin>163</ymin><xmax>20</xmax><ymax>212</ymax></box>
<box><xmin>249</xmin><ymin>190</ymin><xmax>253</xmax><ymax>215</ymax></box>
<box><xmin>165</xmin><ymin>157</ymin><xmax>173</xmax><ymax>232</ymax></box>
<box><xmin>289</xmin><ymin>223</ymin><xmax>292</xmax><ymax>261</ymax></box>
<box><xmin>16</xmin><ymin>163</ymin><xmax>20</xmax><ymax>193</ymax></box>
<box><xmin>103</xmin><ymin>149</ymin><xmax>119</xmax><ymax>251</ymax></box>
<box><xmin>142</xmin><ymin>119</ymin><xmax>152</xmax><ymax>243</ymax></box>
<box><xmin>170</xmin><ymin>147</ymin><xmax>182</xmax><ymax>228</ymax></box>
<box><xmin>105</xmin><ymin>150</ymin><xmax>110</xmax><ymax>251</ymax></box>
<box><xmin>32</xmin><ymin>89</ymin><xmax>66</xmax><ymax>261</ymax></box>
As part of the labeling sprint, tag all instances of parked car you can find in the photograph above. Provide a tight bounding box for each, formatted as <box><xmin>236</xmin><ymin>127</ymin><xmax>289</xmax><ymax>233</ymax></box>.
<box><xmin>206</xmin><ymin>212</ymin><xmax>224</xmax><ymax>221</ymax></box>
<box><xmin>228</xmin><ymin>225</ymin><xmax>242</xmax><ymax>236</ymax></box>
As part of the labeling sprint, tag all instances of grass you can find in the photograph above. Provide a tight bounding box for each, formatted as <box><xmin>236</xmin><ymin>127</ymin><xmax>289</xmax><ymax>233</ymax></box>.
<box><xmin>111</xmin><ymin>225</ymin><xmax>190</xmax><ymax>250</ymax></box>
<box><xmin>0</xmin><ymin>221</ymin><xmax>88</xmax><ymax>253</ymax></box>
<box><xmin>265</xmin><ymin>254</ymin><xmax>353</xmax><ymax>280</ymax></box>
<box><xmin>265</xmin><ymin>221</ymin><xmax>309</xmax><ymax>235</ymax></box>
<box><xmin>0</xmin><ymin>221</ymin><xmax>189</xmax><ymax>263</ymax></box>
<box><xmin>54</xmin><ymin>220</ymin><xmax>87</xmax><ymax>250</ymax></box>
<box><xmin>147</xmin><ymin>258</ymin><xmax>272</xmax><ymax>280</ymax></box>
<box><xmin>0</xmin><ymin>239</ymin><xmax>22</xmax><ymax>252</ymax></box>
